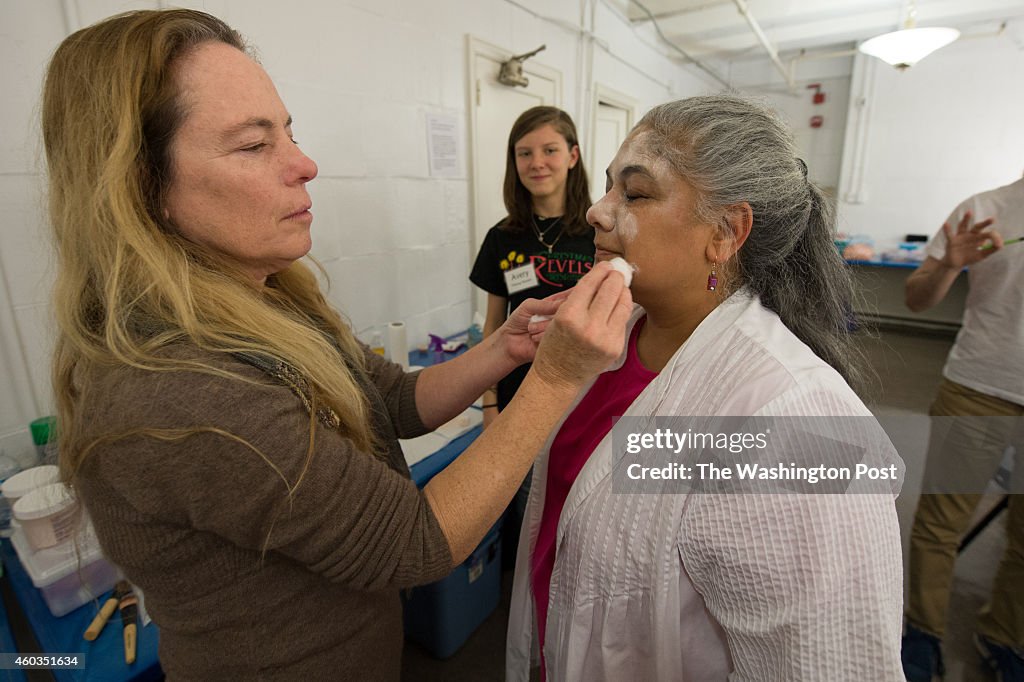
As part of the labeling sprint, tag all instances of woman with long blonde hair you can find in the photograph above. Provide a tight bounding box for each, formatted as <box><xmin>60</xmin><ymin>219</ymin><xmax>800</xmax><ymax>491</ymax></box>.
<box><xmin>43</xmin><ymin>9</ymin><xmax>631</xmax><ymax>679</ymax></box>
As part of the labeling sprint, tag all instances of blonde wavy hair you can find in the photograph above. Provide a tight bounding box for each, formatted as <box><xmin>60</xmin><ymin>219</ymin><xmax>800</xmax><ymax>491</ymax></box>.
<box><xmin>43</xmin><ymin>9</ymin><xmax>376</xmax><ymax>485</ymax></box>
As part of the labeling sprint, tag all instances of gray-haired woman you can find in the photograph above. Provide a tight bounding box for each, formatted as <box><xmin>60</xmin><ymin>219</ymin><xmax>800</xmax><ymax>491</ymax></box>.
<box><xmin>506</xmin><ymin>95</ymin><xmax>904</xmax><ymax>681</ymax></box>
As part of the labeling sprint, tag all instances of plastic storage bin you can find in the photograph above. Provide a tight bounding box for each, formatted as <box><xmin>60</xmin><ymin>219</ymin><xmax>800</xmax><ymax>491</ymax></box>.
<box><xmin>402</xmin><ymin>522</ymin><xmax>502</xmax><ymax>659</ymax></box>
<box><xmin>10</xmin><ymin>523</ymin><xmax>122</xmax><ymax>617</ymax></box>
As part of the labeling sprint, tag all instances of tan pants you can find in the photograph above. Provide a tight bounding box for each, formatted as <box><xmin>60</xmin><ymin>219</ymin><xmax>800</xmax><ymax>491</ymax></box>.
<box><xmin>906</xmin><ymin>379</ymin><xmax>1024</xmax><ymax>647</ymax></box>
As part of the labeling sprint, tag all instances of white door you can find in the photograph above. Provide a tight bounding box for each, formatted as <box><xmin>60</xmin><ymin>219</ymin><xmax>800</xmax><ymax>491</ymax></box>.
<box><xmin>588</xmin><ymin>87</ymin><xmax>637</xmax><ymax>204</ymax></box>
<box><xmin>467</xmin><ymin>38</ymin><xmax>561</xmax><ymax>316</ymax></box>
<box><xmin>590</xmin><ymin>103</ymin><xmax>631</xmax><ymax>202</ymax></box>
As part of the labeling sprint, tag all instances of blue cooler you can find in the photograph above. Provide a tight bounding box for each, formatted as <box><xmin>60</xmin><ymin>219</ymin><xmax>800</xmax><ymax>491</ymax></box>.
<box><xmin>401</xmin><ymin>521</ymin><xmax>502</xmax><ymax>659</ymax></box>
<box><xmin>403</xmin><ymin>426</ymin><xmax>502</xmax><ymax>658</ymax></box>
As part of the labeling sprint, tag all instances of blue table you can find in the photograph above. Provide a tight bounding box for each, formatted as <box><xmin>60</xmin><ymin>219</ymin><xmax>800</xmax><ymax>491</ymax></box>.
<box><xmin>846</xmin><ymin>258</ymin><xmax>921</xmax><ymax>269</ymax></box>
<box><xmin>406</xmin><ymin>340</ymin><xmax>483</xmax><ymax>488</ymax></box>
<box><xmin>846</xmin><ymin>258</ymin><xmax>966</xmax><ymax>331</ymax></box>
<box><xmin>0</xmin><ymin>541</ymin><xmax>161</xmax><ymax>682</ymax></box>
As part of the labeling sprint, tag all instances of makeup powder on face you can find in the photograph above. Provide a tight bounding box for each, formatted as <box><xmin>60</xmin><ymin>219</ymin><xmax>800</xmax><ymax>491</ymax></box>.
<box><xmin>617</xmin><ymin>212</ymin><xmax>639</xmax><ymax>243</ymax></box>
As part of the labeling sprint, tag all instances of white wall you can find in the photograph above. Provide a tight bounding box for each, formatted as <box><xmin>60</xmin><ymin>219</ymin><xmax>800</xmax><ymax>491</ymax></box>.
<box><xmin>730</xmin><ymin>30</ymin><xmax>1024</xmax><ymax>253</ymax></box>
<box><xmin>0</xmin><ymin>0</ymin><xmax>718</xmax><ymax>451</ymax></box>
<box><xmin>838</xmin><ymin>34</ymin><xmax>1024</xmax><ymax>249</ymax></box>
<box><xmin>729</xmin><ymin>54</ymin><xmax>855</xmax><ymax>194</ymax></box>
<box><xmin>0</xmin><ymin>0</ymin><xmax>69</xmax><ymax>464</ymax></box>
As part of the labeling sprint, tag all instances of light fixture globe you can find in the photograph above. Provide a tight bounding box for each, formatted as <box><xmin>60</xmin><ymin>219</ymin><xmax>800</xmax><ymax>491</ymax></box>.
<box><xmin>859</xmin><ymin>27</ymin><xmax>960</xmax><ymax>70</ymax></box>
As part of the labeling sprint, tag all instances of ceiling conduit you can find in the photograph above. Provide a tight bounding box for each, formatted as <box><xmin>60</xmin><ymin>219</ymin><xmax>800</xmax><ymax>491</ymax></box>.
<box><xmin>630</xmin><ymin>0</ymin><xmax>731</xmax><ymax>89</ymax></box>
<box><xmin>732</xmin><ymin>0</ymin><xmax>796</xmax><ymax>90</ymax></box>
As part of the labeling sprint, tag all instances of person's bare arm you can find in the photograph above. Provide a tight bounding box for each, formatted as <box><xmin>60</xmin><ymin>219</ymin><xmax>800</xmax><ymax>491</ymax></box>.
<box><xmin>905</xmin><ymin>257</ymin><xmax>964</xmax><ymax>313</ymax></box>
<box><xmin>480</xmin><ymin>293</ymin><xmax>508</xmax><ymax>428</ymax></box>
<box><xmin>905</xmin><ymin>211</ymin><xmax>1001</xmax><ymax>312</ymax></box>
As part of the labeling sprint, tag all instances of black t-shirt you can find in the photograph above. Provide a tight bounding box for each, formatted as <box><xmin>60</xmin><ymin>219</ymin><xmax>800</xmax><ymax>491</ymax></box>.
<box><xmin>470</xmin><ymin>217</ymin><xmax>596</xmax><ymax>409</ymax></box>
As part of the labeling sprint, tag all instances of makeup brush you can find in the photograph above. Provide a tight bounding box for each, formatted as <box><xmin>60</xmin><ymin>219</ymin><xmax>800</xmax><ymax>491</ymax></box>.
<box><xmin>978</xmin><ymin>236</ymin><xmax>1022</xmax><ymax>250</ymax></box>
<box><xmin>118</xmin><ymin>582</ymin><xmax>139</xmax><ymax>665</ymax></box>
<box><xmin>83</xmin><ymin>581</ymin><xmax>130</xmax><ymax>641</ymax></box>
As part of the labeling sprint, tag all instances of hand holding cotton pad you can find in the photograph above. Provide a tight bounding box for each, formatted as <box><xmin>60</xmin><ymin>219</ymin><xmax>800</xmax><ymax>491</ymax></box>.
<box><xmin>530</xmin><ymin>257</ymin><xmax>635</xmax><ymax>324</ymax></box>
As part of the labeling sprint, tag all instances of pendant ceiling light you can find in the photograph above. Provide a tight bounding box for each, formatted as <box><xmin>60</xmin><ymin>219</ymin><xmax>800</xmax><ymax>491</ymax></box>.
<box><xmin>858</xmin><ymin>1</ymin><xmax>959</xmax><ymax>70</ymax></box>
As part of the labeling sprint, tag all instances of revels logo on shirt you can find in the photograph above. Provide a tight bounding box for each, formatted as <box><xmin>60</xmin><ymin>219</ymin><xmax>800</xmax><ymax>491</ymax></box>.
<box><xmin>529</xmin><ymin>253</ymin><xmax>594</xmax><ymax>287</ymax></box>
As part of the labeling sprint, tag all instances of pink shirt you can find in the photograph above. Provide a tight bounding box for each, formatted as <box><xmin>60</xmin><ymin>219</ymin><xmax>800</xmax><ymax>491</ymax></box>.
<box><xmin>530</xmin><ymin>317</ymin><xmax>657</xmax><ymax>675</ymax></box>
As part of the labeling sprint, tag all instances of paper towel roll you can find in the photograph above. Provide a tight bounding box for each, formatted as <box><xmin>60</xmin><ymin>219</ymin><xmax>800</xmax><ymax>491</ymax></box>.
<box><xmin>388</xmin><ymin>322</ymin><xmax>409</xmax><ymax>370</ymax></box>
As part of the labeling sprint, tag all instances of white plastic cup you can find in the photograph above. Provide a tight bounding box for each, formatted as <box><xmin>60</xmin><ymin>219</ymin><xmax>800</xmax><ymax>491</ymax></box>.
<box><xmin>12</xmin><ymin>482</ymin><xmax>81</xmax><ymax>551</ymax></box>
<box><xmin>1</xmin><ymin>464</ymin><xmax>60</xmax><ymax>508</ymax></box>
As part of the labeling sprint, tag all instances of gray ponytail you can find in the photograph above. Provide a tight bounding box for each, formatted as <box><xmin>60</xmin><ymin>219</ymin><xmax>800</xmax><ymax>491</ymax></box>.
<box><xmin>636</xmin><ymin>94</ymin><xmax>863</xmax><ymax>388</ymax></box>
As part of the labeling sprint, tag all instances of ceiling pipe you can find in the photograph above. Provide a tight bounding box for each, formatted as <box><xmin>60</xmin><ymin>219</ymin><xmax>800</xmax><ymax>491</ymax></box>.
<box><xmin>630</xmin><ymin>0</ymin><xmax>731</xmax><ymax>89</ymax></box>
<box><xmin>732</xmin><ymin>0</ymin><xmax>795</xmax><ymax>90</ymax></box>
<box><xmin>637</xmin><ymin>0</ymin><xmax>733</xmax><ymax>23</ymax></box>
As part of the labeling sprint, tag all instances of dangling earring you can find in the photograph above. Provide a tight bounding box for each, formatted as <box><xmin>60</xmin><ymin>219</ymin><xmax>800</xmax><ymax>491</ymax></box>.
<box><xmin>706</xmin><ymin>262</ymin><xmax>718</xmax><ymax>292</ymax></box>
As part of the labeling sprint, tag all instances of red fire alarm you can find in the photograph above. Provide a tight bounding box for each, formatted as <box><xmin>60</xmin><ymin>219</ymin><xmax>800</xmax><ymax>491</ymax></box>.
<box><xmin>807</xmin><ymin>83</ymin><xmax>826</xmax><ymax>104</ymax></box>
<box><xmin>810</xmin><ymin>115</ymin><xmax>824</xmax><ymax>128</ymax></box>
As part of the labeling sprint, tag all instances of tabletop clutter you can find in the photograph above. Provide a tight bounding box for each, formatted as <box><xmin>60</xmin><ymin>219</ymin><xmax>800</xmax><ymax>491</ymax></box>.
<box><xmin>83</xmin><ymin>579</ymin><xmax>139</xmax><ymax>664</ymax></box>
<box><xmin>2</xmin><ymin>463</ymin><xmax>121</xmax><ymax>615</ymax></box>
<box><xmin>0</xmin><ymin>416</ymin><xmax>145</xmax><ymax>665</ymax></box>
<box><xmin>835</xmin><ymin>233</ymin><xmax>932</xmax><ymax>263</ymax></box>
<box><xmin>0</xmin><ymin>416</ymin><xmax>59</xmax><ymax>537</ymax></box>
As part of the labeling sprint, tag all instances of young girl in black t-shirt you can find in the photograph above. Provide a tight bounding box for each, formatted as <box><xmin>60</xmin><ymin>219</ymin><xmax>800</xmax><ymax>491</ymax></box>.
<box><xmin>469</xmin><ymin>106</ymin><xmax>595</xmax><ymax>560</ymax></box>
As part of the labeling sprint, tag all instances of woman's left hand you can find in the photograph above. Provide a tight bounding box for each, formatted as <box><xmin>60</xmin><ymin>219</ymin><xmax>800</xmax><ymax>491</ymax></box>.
<box><xmin>497</xmin><ymin>291</ymin><xmax>570</xmax><ymax>366</ymax></box>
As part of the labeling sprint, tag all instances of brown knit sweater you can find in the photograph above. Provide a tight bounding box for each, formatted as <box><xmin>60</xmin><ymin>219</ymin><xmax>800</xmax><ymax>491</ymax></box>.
<box><xmin>74</xmin><ymin>344</ymin><xmax>453</xmax><ymax>680</ymax></box>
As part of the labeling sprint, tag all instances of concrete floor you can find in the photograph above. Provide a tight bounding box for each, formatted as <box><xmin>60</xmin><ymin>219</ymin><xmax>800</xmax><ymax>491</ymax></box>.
<box><xmin>863</xmin><ymin>327</ymin><xmax>1008</xmax><ymax>682</ymax></box>
<box><xmin>401</xmin><ymin>326</ymin><xmax>1012</xmax><ymax>681</ymax></box>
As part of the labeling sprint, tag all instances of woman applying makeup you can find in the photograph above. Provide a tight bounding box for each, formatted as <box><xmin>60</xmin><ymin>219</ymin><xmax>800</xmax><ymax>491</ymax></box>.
<box><xmin>43</xmin><ymin>11</ymin><xmax>630</xmax><ymax>679</ymax></box>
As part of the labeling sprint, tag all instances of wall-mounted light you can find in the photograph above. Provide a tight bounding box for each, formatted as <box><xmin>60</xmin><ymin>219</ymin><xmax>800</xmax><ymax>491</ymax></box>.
<box><xmin>858</xmin><ymin>1</ymin><xmax>959</xmax><ymax>70</ymax></box>
<box><xmin>498</xmin><ymin>45</ymin><xmax>546</xmax><ymax>87</ymax></box>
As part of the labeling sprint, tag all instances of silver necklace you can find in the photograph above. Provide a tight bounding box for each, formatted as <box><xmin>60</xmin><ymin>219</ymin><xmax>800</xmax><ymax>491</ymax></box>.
<box><xmin>531</xmin><ymin>215</ymin><xmax>564</xmax><ymax>252</ymax></box>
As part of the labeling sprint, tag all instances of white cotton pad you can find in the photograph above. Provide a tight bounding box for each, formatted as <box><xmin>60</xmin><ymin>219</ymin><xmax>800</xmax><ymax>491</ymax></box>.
<box><xmin>530</xmin><ymin>258</ymin><xmax>635</xmax><ymax>325</ymax></box>
<box><xmin>609</xmin><ymin>257</ymin><xmax>635</xmax><ymax>288</ymax></box>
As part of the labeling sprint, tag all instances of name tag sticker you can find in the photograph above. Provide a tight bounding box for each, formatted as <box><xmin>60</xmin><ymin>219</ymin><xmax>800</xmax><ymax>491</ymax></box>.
<box><xmin>504</xmin><ymin>263</ymin><xmax>539</xmax><ymax>295</ymax></box>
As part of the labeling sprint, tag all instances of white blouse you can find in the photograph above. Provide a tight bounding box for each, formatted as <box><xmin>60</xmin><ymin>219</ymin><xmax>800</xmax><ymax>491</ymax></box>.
<box><xmin>507</xmin><ymin>291</ymin><xmax>904</xmax><ymax>681</ymax></box>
